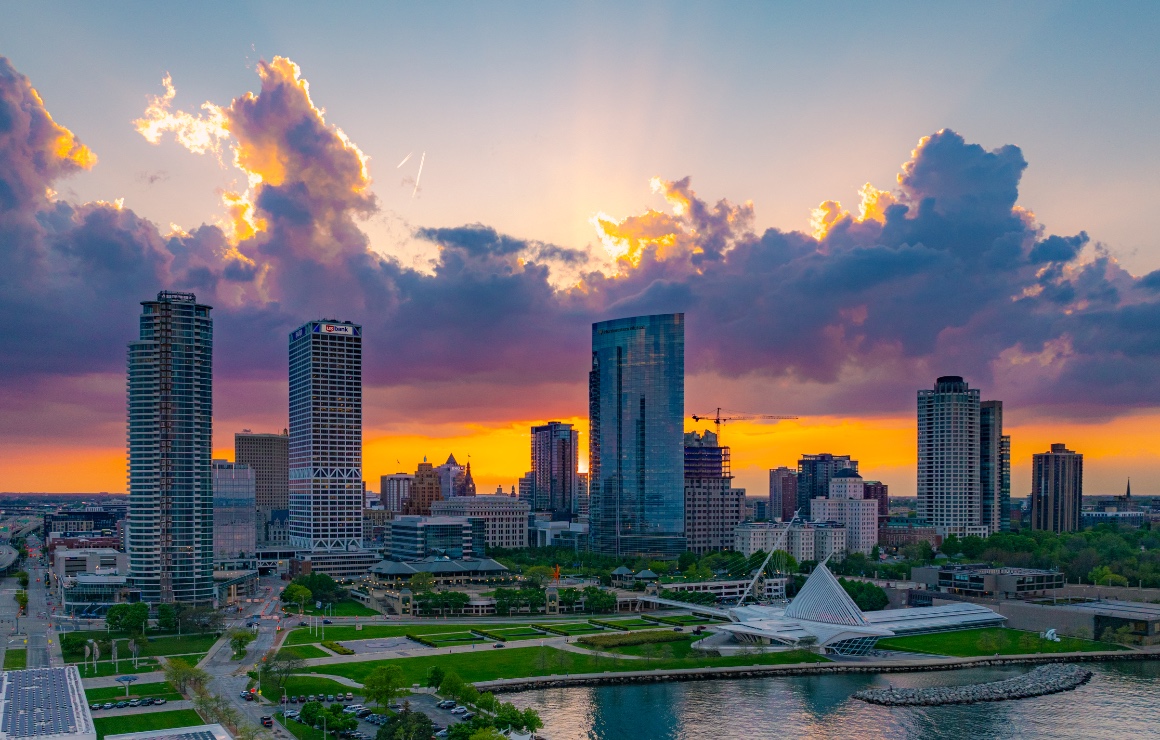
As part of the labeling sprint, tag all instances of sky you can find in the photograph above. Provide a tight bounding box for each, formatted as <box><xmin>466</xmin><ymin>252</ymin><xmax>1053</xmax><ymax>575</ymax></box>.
<box><xmin>2</xmin><ymin>1</ymin><xmax>1160</xmax><ymax>499</ymax></box>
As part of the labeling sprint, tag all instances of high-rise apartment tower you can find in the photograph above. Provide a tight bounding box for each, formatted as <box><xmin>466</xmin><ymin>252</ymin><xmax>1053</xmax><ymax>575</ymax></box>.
<box><xmin>530</xmin><ymin>422</ymin><xmax>580</xmax><ymax>516</ymax></box>
<box><xmin>1031</xmin><ymin>443</ymin><xmax>1083</xmax><ymax>533</ymax></box>
<box><xmin>589</xmin><ymin>313</ymin><xmax>685</xmax><ymax>558</ymax></box>
<box><xmin>980</xmin><ymin>401</ymin><xmax>1011</xmax><ymax>533</ymax></box>
<box><xmin>797</xmin><ymin>454</ymin><xmax>858</xmax><ymax>517</ymax></box>
<box><xmin>127</xmin><ymin>291</ymin><xmax>215</xmax><ymax>604</ymax></box>
<box><xmin>917</xmin><ymin>376</ymin><xmax>986</xmax><ymax>537</ymax></box>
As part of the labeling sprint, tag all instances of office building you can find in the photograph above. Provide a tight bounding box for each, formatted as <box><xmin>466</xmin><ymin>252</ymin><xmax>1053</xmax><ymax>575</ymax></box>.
<box><xmin>980</xmin><ymin>401</ymin><xmax>1011</xmax><ymax>533</ymax></box>
<box><xmin>683</xmin><ymin>430</ymin><xmax>745</xmax><ymax>554</ymax></box>
<box><xmin>127</xmin><ymin>290</ymin><xmax>215</xmax><ymax>605</ymax></box>
<box><xmin>380</xmin><ymin>473</ymin><xmax>414</xmax><ymax>513</ymax></box>
<box><xmin>917</xmin><ymin>376</ymin><xmax>987</xmax><ymax>537</ymax></box>
<box><xmin>810</xmin><ymin>470</ymin><xmax>878</xmax><ymax>555</ymax></box>
<box><xmin>862</xmin><ymin>481</ymin><xmax>889</xmax><ymax>517</ymax></box>
<box><xmin>44</xmin><ymin>509</ymin><xmax>117</xmax><ymax>536</ymax></box>
<box><xmin>431</xmin><ymin>496</ymin><xmax>530</xmax><ymax>549</ymax></box>
<box><xmin>576</xmin><ymin>472</ymin><xmax>590</xmax><ymax>515</ymax></box>
<box><xmin>530</xmin><ymin>422</ymin><xmax>580</xmax><ymax>515</ymax></box>
<box><xmin>211</xmin><ymin>460</ymin><xmax>256</xmax><ymax>566</ymax></box>
<box><xmin>388</xmin><ymin>516</ymin><xmax>477</xmax><ymax>560</ymax></box>
<box><xmin>517</xmin><ymin>472</ymin><xmax>534</xmax><ymax>507</ymax></box>
<box><xmin>434</xmin><ymin>454</ymin><xmax>477</xmax><ymax>499</ymax></box>
<box><xmin>877</xmin><ymin>516</ymin><xmax>943</xmax><ymax>551</ymax></box>
<box><xmin>235</xmin><ymin>430</ymin><xmax>289</xmax><ymax>546</ymax></box>
<box><xmin>1031</xmin><ymin>443</ymin><xmax>1084</xmax><ymax>533</ymax></box>
<box><xmin>912</xmin><ymin>563</ymin><xmax>1065</xmax><ymax>597</ymax></box>
<box><xmin>362</xmin><ymin>509</ymin><xmax>393</xmax><ymax>546</ymax></box>
<box><xmin>403</xmin><ymin>461</ymin><xmax>442</xmax><ymax>516</ymax></box>
<box><xmin>769</xmin><ymin>467</ymin><xmax>798</xmax><ymax>522</ymax></box>
<box><xmin>589</xmin><ymin>313</ymin><xmax>686</xmax><ymax>558</ymax></box>
<box><xmin>289</xmin><ymin>320</ymin><xmax>373</xmax><ymax>575</ymax></box>
<box><xmin>797</xmin><ymin>454</ymin><xmax>858</xmax><ymax>516</ymax></box>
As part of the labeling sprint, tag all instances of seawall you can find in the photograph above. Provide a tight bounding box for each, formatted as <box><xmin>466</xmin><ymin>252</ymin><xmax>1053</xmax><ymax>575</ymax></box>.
<box><xmin>475</xmin><ymin>649</ymin><xmax>1159</xmax><ymax>693</ymax></box>
<box><xmin>853</xmin><ymin>663</ymin><xmax>1092</xmax><ymax>706</ymax></box>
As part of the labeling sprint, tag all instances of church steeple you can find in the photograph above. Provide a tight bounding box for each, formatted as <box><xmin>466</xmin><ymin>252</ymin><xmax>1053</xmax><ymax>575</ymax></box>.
<box><xmin>1126</xmin><ymin>478</ymin><xmax>1131</xmax><ymax>499</ymax></box>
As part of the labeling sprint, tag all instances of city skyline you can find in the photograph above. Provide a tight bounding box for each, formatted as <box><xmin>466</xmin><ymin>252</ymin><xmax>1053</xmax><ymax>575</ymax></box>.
<box><xmin>3</xmin><ymin>6</ymin><xmax>1160</xmax><ymax>500</ymax></box>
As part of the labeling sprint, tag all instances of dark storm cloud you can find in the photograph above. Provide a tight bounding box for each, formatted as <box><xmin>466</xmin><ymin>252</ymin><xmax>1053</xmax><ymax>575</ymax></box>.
<box><xmin>2</xmin><ymin>57</ymin><xmax>1158</xmax><ymax>439</ymax></box>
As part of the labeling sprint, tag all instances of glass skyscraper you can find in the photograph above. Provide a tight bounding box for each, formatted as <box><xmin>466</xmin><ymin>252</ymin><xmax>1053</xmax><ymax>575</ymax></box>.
<box><xmin>127</xmin><ymin>291</ymin><xmax>215</xmax><ymax>605</ymax></box>
<box><xmin>289</xmin><ymin>320</ymin><xmax>365</xmax><ymax>554</ymax></box>
<box><xmin>212</xmin><ymin>459</ymin><xmax>256</xmax><ymax>566</ymax></box>
<box><xmin>530</xmin><ymin>421</ymin><xmax>579</xmax><ymax>516</ymax></box>
<box><xmin>589</xmin><ymin>313</ymin><xmax>685</xmax><ymax>558</ymax></box>
<box><xmin>980</xmin><ymin>400</ymin><xmax>1011</xmax><ymax>533</ymax></box>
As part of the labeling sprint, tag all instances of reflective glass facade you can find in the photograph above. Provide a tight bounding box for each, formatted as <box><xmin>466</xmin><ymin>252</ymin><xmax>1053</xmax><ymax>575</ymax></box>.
<box><xmin>212</xmin><ymin>460</ymin><xmax>257</xmax><ymax>565</ymax></box>
<box><xmin>589</xmin><ymin>313</ymin><xmax>685</xmax><ymax>558</ymax></box>
<box><xmin>127</xmin><ymin>291</ymin><xmax>215</xmax><ymax>604</ymax></box>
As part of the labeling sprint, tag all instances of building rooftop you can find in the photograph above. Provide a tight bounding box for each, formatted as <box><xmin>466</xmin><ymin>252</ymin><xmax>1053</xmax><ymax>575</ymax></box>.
<box><xmin>105</xmin><ymin>725</ymin><xmax>232</xmax><ymax>740</ymax></box>
<box><xmin>1057</xmin><ymin>599</ymin><xmax>1160</xmax><ymax>620</ymax></box>
<box><xmin>0</xmin><ymin>667</ymin><xmax>95</xmax><ymax>740</ymax></box>
<box><xmin>370</xmin><ymin>556</ymin><xmax>508</xmax><ymax>576</ymax></box>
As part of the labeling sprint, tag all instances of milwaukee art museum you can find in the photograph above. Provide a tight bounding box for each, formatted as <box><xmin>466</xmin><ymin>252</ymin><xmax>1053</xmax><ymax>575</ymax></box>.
<box><xmin>696</xmin><ymin>560</ymin><xmax>1006</xmax><ymax>657</ymax></box>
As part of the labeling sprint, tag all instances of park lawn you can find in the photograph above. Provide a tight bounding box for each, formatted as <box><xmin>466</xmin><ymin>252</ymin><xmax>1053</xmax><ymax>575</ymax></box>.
<box><xmin>874</xmin><ymin>627</ymin><xmax>1127</xmax><ymax>657</ymax></box>
<box><xmin>424</xmin><ymin>632</ymin><xmax>487</xmax><ymax>645</ymax></box>
<box><xmin>4</xmin><ymin>649</ymin><xmax>26</xmax><ymax>669</ymax></box>
<box><xmin>62</xmin><ymin>632</ymin><xmax>219</xmax><ymax>662</ymax></box>
<box><xmin>289</xmin><ymin>600</ymin><xmax>379</xmax><ymax>617</ymax></box>
<box><xmin>279</xmin><ymin>644</ymin><xmax>330</xmax><ymax>660</ymax></box>
<box><xmin>652</xmin><ymin>615</ymin><xmax>720</xmax><ymax>625</ymax></box>
<box><xmin>74</xmin><ymin>658</ymin><xmax>162</xmax><ymax>678</ymax></box>
<box><xmin>488</xmin><ymin>627</ymin><xmax>544</xmax><ymax>639</ymax></box>
<box><xmin>544</xmin><ymin>623</ymin><xmax>607</xmax><ymax>635</ymax></box>
<box><xmin>85</xmin><ymin>682</ymin><xmax>182</xmax><ymax>703</ymax></box>
<box><xmin>604</xmin><ymin>634</ymin><xmax>712</xmax><ymax>660</ymax></box>
<box><xmin>598</xmin><ymin>619</ymin><xmax>663</xmax><ymax>631</ymax></box>
<box><xmin>285</xmin><ymin>624</ymin><xmax>475</xmax><ymax>646</ymax></box>
<box><xmin>93</xmin><ymin>710</ymin><xmax>203</xmax><ymax>740</ymax></box>
<box><xmin>299</xmin><ymin>645</ymin><xmax>829</xmax><ymax>686</ymax></box>
<box><xmin>262</xmin><ymin>674</ymin><xmax>358</xmax><ymax>701</ymax></box>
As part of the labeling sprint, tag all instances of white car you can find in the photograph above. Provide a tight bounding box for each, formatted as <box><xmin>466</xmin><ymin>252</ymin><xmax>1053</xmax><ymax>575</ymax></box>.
<box><xmin>450</xmin><ymin>707</ymin><xmax>467</xmax><ymax>715</ymax></box>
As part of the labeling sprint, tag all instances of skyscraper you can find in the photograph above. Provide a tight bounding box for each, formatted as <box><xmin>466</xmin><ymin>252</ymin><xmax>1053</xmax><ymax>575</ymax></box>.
<box><xmin>212</xmin><ymin>460</ymin><xmax>256</xmax><ymax>566</ymax></box>
<box><xmin>235</xmin><ymin>430</ymin><xmax>289</xmax><ymax>546</ymax></box>
<box><xmin>589</xmin><ymin>313</ymin><xmax>685</xmax><ymax>558</ymax></box>
<box><xmin>404</xmin><ymin>462</ymin><xmax>442</xmax><ymax>516</ymax></box>
<box><xmin>980</xmin><ymin>401</ymin><xmax>1011</xmax><ymax>533</ymax></box>
<box><xmin>127</xmin><ymin>291</ymin><xmax>215</xmax><ymax>604</ymax></box>
<box><xmin>797</xmin><ymin>454</ymin><xmax>858</xmax><ymax>516</ymax></box>
<box><xmin>380</xmin><ymin>473</ymin><xmax>414</xmax><ymax>513</ymax></box>
<box><xmin>917</xmin><ymin>376</ymin><xmax>986</xmax><ymax>537</ymax></box>
<box><xmin>862</xmin><ymin>480</ymin><xmax>890</xmax><ymax>517</ymax></box>
<box><xmin>683</xmin><ymin>430</ymin><xmax>744</xmax><ymax>554</ymax></box>
<box><xmin>810</xmin><ymin>469</ymin><xmax>878</xmax><ymax>555</ymax></box>
<box><xmin>289</xmin><ymin>320</ymin><xmax>371</xmax><ymax>574</ymax></box>
<box><xmin>530</xmin><ymin>422</ymin><xmax>580</xmax><ymax>516</ymax></box>
<box><xmin>769</xmin><ymin>467</ymin><xmax>799</xmax><ymax>522</ymax></box>
<box><xmin>1031</xmin><ymin>443</ymin><xmax>1083</xmax><ymax>533</ymax></box>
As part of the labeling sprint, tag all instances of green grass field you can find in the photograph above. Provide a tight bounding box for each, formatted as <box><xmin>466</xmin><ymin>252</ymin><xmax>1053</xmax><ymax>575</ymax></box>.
<box><xmin>487</xmin><ymin>627</ymin><xmax>545</xmax><ymax>639</ymax></box>
<box><xmin>284</xmin><ymin>623</ymin><xmax>475</xmax><ymax>646</ymax></box>
<box><xmin>598</xmin><ymin>619</ymin><xmax>664</xmax><ymax>631</ymax></box>
<box><xmin>85</xmin><ymin>682</ymin><xmax>183</xmax><ymax>702</ymax></box>
<box><xmin>424</xmin><ymin>632</ymin><xmax>488</xmax><ymax>645</ymax></box>
<box><xmin>287</xmin><ymin>600</ymin><xmax>379</xmax><ymax>617</ymax></box>
<box><xmin>3</xmin><ymin>649</ymin><xmax>26</xmax><ymax>669</ymax></box>
<box><xmin>75</xmin><ymin>658</ymin><xmax>163</xmax><ymax>678</ymax></box>
<box><xmin>299</xmin><ymin>644</ymin><xmax>829</xmax><ymax>686</ymax></box>
<box><xmin>649</xmin><ymin>615</ymin><xmax>720</xmax><ymax>625</ymax></box>
<box><xmin>262</xmin><ymin>675</ymin><xmax>358</xmax><ymax>701</ymax></box>
<box><xmin>875</xmin><ymin>628</ymin><xmax>1126</xmax><ymax>657</ymax></box>
<box><xmin>279</xmin><ymin>644</ymin><xmax>331</xmax><ymax>660</ymax></box>
<box><xmin>61</xmin><ymin>632</ymin><xmax>219</xmax><ymax>662</ymax></box>
<box><xmin>541</xmin><ymin>623</ymin><xmax>608</xmax><ymax>635</ymax></box>
<box><xmin>93</xmin><ymin>710</ymin><xmax>203</xmax><ymax>740</ymax></box>
<box><xmin>605</xmin><ymin>635</ymin><xmax>710</xmax><ymax>659</ymax></box>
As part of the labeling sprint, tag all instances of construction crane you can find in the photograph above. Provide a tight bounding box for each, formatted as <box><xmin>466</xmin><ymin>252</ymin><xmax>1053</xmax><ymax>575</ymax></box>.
<box><xmin>689</xmin><ymin>407</ymin><xmax>798</xmax><ymax>442</ymax></box>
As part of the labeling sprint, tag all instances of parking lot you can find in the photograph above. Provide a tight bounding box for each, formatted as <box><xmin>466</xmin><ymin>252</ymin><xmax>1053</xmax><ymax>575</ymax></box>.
<box><xmin>277</xmin><ymin>692</ymin><xmax>467</xmax><ymax>738</ymax></box>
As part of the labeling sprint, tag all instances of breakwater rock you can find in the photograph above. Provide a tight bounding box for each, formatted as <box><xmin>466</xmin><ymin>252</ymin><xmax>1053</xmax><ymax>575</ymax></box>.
<box><xmin>853</xmin><ymin>664</ymin><xmax>1093</xmax><ymax>706</ymax></box>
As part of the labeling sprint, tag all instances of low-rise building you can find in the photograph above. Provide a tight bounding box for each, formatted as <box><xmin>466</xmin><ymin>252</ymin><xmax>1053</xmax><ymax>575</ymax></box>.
<box><xmin>367</xmin><ymin>555</ymin><xmax>511</xmax><ymax>588</ymax></box>
<box><xmin>660</xmin><ymin>576</ymin><xmax>787</xmax><ymax>602</ymax></box>
<box><xmin>733</xmin><ymin>522</ymin><xmax>846</xmax><ymax>562</ymax></box>
<box><xmin>912</xmin><ymin>563</ymin><xmax>1065</xmax><ymax>597</ymax></box>
<box><xmin>362</xmin><ymin>509</ymin><xmax>394</xmax><ymax>546</ymax></box>
<box><xmin>878</xmin><ymin>516</ymin><xmax>943</xmax><ymax>551</ymax></box>
<box><xmin>52</xmin><ymin>548</ymin><xmax>126</xmax><ymax>578</ymax></box>
<box><xmin>388</xmin><ymin>516</ymin><xmax>477</xmax><ymax>560</ymax></box>
<box><xmin>430</xmin><ymin>495</ymin><xmax>530</xmax><ymax>549</ymax></box>
<box><xmin>0</xmin><ymin>666</ymin><xmax>95</xmax><ymax>740</ymax></box>
<box><xmin>529</xmin><ymin>519</ymin><xmax>588</xmax><ymax>549</ymax></box>
<box><xmin>107</xmin><ymin>725</ymin><xmax>233</xmax><ymax>740</ymax></box>
<box><xmin>810</xmin><ymin>470</ymin><xmax>878</xmax><ymax>555</ymax></box>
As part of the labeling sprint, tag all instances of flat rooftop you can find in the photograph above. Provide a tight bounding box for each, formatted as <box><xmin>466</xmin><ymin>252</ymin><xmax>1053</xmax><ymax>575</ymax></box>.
<box><xmin>1060</xmin><ymin>599</ymin><xmax>1160</xmax><ymax>620</ymax></box>
<box><xmin>106</xmin><ymin>725</ymin><xmax>232</xmax><ymax>740</ymax></box>
<box><xmin>0</xmin><ymin>667</ymin><xmax>95</xmax><ymax>740</ymax></box>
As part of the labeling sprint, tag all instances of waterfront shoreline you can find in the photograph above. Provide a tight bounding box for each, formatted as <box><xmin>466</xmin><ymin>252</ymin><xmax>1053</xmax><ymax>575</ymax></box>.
<box><xmin>477</xmin><ymin>649</ymin><xmax>1160</xmax><ymax>693</ymax></box>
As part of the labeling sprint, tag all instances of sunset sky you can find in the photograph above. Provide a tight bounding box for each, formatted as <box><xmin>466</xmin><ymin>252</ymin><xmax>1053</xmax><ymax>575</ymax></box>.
<box><xmin>2</xmin><ymin>2</ymin><xmax>1159</xmax><ymax>499</ymax></box>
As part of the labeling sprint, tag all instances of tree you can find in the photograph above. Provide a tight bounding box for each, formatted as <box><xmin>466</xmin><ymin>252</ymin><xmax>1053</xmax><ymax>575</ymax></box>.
<box><xmin>523</xmin><ymin>565</ymin><xmax>554</xmax><ymax>589</ymax></box>
<box><xmin>228</xmin><ymin>629</ymin><xmax>257</xmax><ymax>658</ymax></box>
<box><xmin>176</xmin><ymin>604</ymin><xmax>221</xmax><ymax>633</ymax></box>
<box><xmin>677</xmin><ymin>551</ymin><xmax>698</xmax><ymax>571</ymax></box>
<box><xmin>164</xmin><ymin>657</ymin><xmax>209</xmax><ymax>695</ymax></box>
<box><xmin>377</xmin><ymin>707</ymin><xmax>435</xmax><ymax>740</ymax></box>
<box><xmin>262</xmin><ymin>652</ymin><xmax>305</xmax><ymax>694</ymax></box>
<box><xmin>362</xmin><ymin>665</ymin><xmax>405</xmax><ymax>706</ymax></box>
<box><xmin>493</xmin><ymin>588</ymin><xmax>518</xmax><ymax>615</ymax></box>
<box><xmin>122</xmin><ymin>602</ymin><xmax>150</xmax><ymax>635</ymax></box>
<box><xmin>408</xmin><ymin>572</ymin><xmax>435</xmax><ymax>593</ymax></box>
<box><xmin>105</xmin><ymin>603</ymin><xmax>128</xmax><ymax>631</ymax></box>
<box><xmin>581</xmin><ymin>586</ymin><xmax>616</xmax><ymax>613</ymax></box>
<box><xmin>1089</xmin><ymin>565</ymin><xmax>1129</xmax><ymax>587</ymax></box>
<box><xmin>426</xmin><ymin>666</ymin><xmax>445</xmax><ymax>689</ymax></box>
<box><xmin>468</xmin><ymin>729</ymin><xmax>505</xmax><ymax>740</ymax></box>
<box><xmin>520</xmin><ymin>708</ymin><xmax>543</xmax><ymax>733</ymax></box>
<box><xmin>439</xmin><ymin>671</ymin><xmax>465</xmax><ymax>699</ymax></box>
<box><xmin>14</xmin><ymin>591</ymin><xmax>28</xmax><ymax>613</ymax></box>
<box><xmin>14</xmin><ymin>571</ymin><xmax>29</xmax><ymax>590</ymax></box>
<box><xmin>281</xmin><ymin>584</ymin><xmax>312</xmax><ymax>613</ymax></box>
<box><xmin>157</xmin><ymin>604</ymin><xmax>177</xmax><ymax>631</ymax></box>
<box><xmin>299</xmin><ymin>701</ymin><xmax>325</xmax><ymax>728</ymax></box>
<box><xmin>292</xmin><ymin>573</ymin><xmax>346</xmax><ymax>605</ymax></box>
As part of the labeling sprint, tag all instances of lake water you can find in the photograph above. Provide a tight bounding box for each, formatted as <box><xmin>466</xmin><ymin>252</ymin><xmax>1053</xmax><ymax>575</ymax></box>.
<box><xmin>505</xmin><ymin>661</ymin><xmax>1160</xmax><ymax>739</ymax></box>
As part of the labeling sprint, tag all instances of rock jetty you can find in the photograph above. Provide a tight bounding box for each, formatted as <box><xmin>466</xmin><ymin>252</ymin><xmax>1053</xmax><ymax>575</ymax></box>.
<box><xmin>853</xmin><ymin>664</ymin><xmax>1093</xmax><ymax>706</ymax></box>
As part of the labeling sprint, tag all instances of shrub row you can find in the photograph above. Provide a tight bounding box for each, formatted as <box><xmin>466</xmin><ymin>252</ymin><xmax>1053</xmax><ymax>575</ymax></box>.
<box><xmin>321</xmin><ymin>640</ymin><xmax>354</xmax><ymax>655</ymax></box>
<box><xmin>641</xmin><ymin>614</ymin><xmax>706</xmax><ymax>626</ymax></box>
<box><xmin>532</xmin><ymin>624</ymin><xmax>574</xmax><ymax>636</ymax></box>
<box><xmin>406</xmin><ymin>634</ymin><xmax>438</xmax><ymax>647</ymax></box>
<box><xmin>577</xmin><ymin>630</ymin><xmax>689</xmax><ymax>649</ymax></box>
<box><xmin>588</xmin><ymin>619</ymin><xmax>632</xmax><ymax>631</ymax></box>
<box><xmin>469</xmin><ymin>629</ymin><xmax>511</xmax><ymax>642</ymax></box>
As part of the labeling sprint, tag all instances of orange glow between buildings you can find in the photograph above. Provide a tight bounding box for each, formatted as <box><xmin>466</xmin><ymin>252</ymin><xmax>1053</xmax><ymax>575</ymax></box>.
<box><xmin>3</xmin><ymin>412</ymin><xmax>1157</xmax><ymax>499</ymax></box>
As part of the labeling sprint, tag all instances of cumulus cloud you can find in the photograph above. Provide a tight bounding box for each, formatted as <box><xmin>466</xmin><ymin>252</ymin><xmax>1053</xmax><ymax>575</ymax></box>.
<box><xmin>2</xmin><ymin>55</ymin><xmax>1159</xmax><ymax>457</ymax></box>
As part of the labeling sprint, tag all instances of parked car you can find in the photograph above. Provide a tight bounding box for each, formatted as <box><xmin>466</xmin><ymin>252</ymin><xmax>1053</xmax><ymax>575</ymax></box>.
<box><xmin>450</xmin><ymin>706</ymin><xmax>467</xmax><ymax>715</ymax></box>
<box><xmin>90</xmin><ymin>704</ymin><xmax>101</xmax><ymax>711</ymax></box>
<box><xmin>345</xmin><ymin>692</ymin><xmax>354</xmax><ymax>700</ymax></box>
<box><xmin>437</xmin><ymin>700</ymin><xmax>457</xmax><ymax>709</ymax></box>
<box><xmin>244</xmin><ymin>693</ymin><xmax>255</xmax><ymax>702</ymax></box>
<box><xmin>356</xmin><ymin>709</ymin><xmax>372</xmax><ymax>718</ymax></box>
<box><xmin>154</xmin><ymin>698</ymin><xmax>167</xmax><ymax>706</ymax></box>
<box><xmin>461</xmin><ymin>713</ymin><xmax>475</xmax><ymax>721</ymax></box>
<box><xmin>493</xmin><ymin>643</ymin><xmax>505</xmax><ymax>648</ymax></box>
<box><xmin>307</xmin><ymin>695</ymin><xmax>316</xmax><ymax>702</ymax></box>
<box><xmin>140</xmin><ymin>698</ymin><xmax>154</xmax><ymax>706</ymax></box>
<box><xmin>102</xmin><ymin>703</ymin><xmax>114</xmax><ymax>710</ymax></box>
<box><xmin>115</xmin><ymin>702</ymin><xmax>128</xmax><ymax>709</ymax></box>
<box><xmin>326</xmin><ymin>694</ymin><xmax>335</xmax><ymax>703</ymax></box>
<box><xmin>289</xmin><ymin>696</ymin><xmax>298</xmax><ymax>703</ymax></box>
